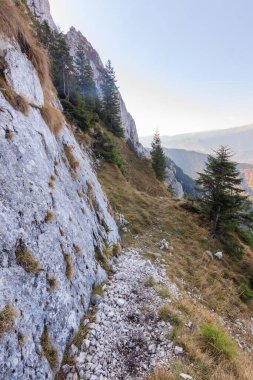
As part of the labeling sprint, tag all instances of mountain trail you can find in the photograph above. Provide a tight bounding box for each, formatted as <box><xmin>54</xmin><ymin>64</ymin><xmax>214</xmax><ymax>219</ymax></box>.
<box><xmin>62</xmin><ymin>248</ymin><xmax>180</xmax><ymax>380</ymax></box>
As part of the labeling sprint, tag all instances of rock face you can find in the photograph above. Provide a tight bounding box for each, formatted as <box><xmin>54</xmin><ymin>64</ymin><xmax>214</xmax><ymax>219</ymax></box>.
<box><xmin>164</xmin><ymin>165</ymin><xmax>184</xmax><ymax>199</ymax></box>
<box><xmin>0</xmin><ymin>33</ymin><xmax>119</xmax><ymax>380</ymax></box>
<box><xmin>26</xmin><ymin>0</ymin><xmax>57</xmax><ymax>30</ymax></box>
<box><xmin>66</xmin><ymin>26</ymin><xmax>147</xmax><ymax>158</ymax></box>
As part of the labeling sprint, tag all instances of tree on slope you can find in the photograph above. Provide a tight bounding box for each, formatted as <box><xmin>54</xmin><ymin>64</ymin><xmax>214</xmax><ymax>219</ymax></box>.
<box><xmin>150</xmin><ymin>130</ymin><xmax>166</xmax><ymax>181</ymax></box>
<box><xmin>196</xmin><ymin>146</ymin><xmax>253</xmax><ymax>237</ymax></box>
<box><xmin>75</xmin><ymin>45</ymin><xmax>99</xmax><ymax>110</ymax></box>
<box><xmin>101</xmin><ymin>60</ymin><xmax>124</xmax><ymax>137</ymax></box>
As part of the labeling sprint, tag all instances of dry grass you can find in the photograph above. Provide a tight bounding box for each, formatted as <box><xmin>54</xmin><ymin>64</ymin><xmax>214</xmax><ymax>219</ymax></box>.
<box><xmin>64</xmin><ymin>145</ymin><xmax>80</xmax><ymax>172</ymax></box>
<box><xmin>44</xmin><ymin>210</ymin><xmax>55</xmax><ymax>223</ymax></box>
<box><xmin>0</xmin><ymin>0</ymin><xmax>49</xmax><ymax>87</ymax></box>
<box><xmin>5</xmin><ymin>129</ymin><xmax>14</xmax><ymax>140</ymax></box>
<box><xmin>64</xmin><ymin>254</ymin><xmax>74</xmax><ymax>280</ymax></box>
<box><xmin>112</xmin><ymin>243</ymin><xmax>121</xmax><ymax>257</ymax></box>
<box><xmin>40</xmin><ymin>104</ymin><xmax>65</xmax><ymax>135</ymax></box>
<box><xmin>47</xmin><ymin>277</ymin><xmax>58</xmax><ymax>291</ymax></box>
<box><xmin>73</xmin><ymin>244</ymin><xmax>81</xmax><ymax>254</ymax></box>
<box><xmin>0</xmin><ymin>77</ymin><xmax>29</xmax><ymax>114</ymax></box>
<box><xmin>149</xmin><ymin>369</ymin><xmax>172</xmax><ymax>380</ymax></box>
<box><xmin>0</xmin><ymin>1</ymin><xmax>65</xmax><ymax>135</ymax></box>
<box><xmin>0</xmin><ymin>305</ymin><xmax>17</xmax><ymax>337</ymax></box>
<box><xmin>15</xmin><ymin>246</ymin><xmax>40</xmax><ymax>273</ymax></box>
<box><xmin>145</xmin><ymin>276</ymin><xmax>156</xmax><ymax>288</ymax></box>
<box><xmin>40</xmin><ymin>326</ymin><xmax>58</xmax><ymax>370</ymax></box>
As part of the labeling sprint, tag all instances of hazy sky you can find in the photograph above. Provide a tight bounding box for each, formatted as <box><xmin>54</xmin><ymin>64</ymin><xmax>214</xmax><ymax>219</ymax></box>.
<box><xmin>50</xmin><ymin>0</ymin><xmax>253</xmax><ymax>137</ymax></box>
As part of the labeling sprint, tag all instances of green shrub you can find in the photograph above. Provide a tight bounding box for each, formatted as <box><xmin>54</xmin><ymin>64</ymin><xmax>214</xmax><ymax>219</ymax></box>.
<box><xmin>220</xmin><ymin>233</ymin><xmax>244</xmax><ymax>260</ymax></box>
<box><xmin>61</xmin><ymin>98</ymin><xmax>98</xmax><ymax>132</ymax></box>
<box><xmin>237</xmin><ymin>228</ymin><xmax>253</xmax><ymax>249</ymax></box>
<box><xmin>239</xmin><ymin>283</ymin><xmax>253</xmax><ymax>301</ymax></box>
<box><xmin>93</xmin><ymin>129</ymin><xmax>128</xmax><ymax>179</ymax></box>
<box><xmin>201</xmin><ymin>323</ymin><xmax>236</xmax><ymax>360</ymax></box>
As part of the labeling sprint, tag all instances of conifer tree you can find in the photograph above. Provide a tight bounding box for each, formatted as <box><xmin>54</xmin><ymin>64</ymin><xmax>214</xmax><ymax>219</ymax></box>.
<box><xmin>150</xmin><ymin>130</ymin><xmax>166</xmax><ymax>181</ymax></box>
<box><xmin>101</xmin><ymin>60</ymin><xmax>124</xmax><ymax>137</ymax></box>
<box><xmin>75</xmin><ymin>46</ymin><xmax>98</xmax><ymax>108</ymax></box>
<box><xmin>196</xmin><ymin>146</ymin><xmax>253</xmax><ymax>236</ymax></box>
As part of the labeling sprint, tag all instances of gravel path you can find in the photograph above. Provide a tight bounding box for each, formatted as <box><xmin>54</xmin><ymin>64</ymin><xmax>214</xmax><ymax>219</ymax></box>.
<box><xmin>64</xmin><ymin>248</ymin><xmax>180</xmax><ymax>380</ymax></box>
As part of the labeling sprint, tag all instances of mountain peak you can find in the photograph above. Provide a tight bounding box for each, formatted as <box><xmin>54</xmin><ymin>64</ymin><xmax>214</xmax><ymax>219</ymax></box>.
<box><xmin>26</xmin><ymin>0</ymin><xmax>57</xmax><ymax>30</ymax></box>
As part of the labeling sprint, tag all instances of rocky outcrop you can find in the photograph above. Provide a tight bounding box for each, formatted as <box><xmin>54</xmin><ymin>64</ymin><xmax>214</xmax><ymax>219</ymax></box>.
<box><xmin>164</xmin><ymin>165</ymin><xmax>184</xmax><ymax>199</ymax></box>
<box><xmin>66</xmin><ymin>26</ymin><xmax>147</xmax><ymax>158</ymax></box>
<box><xmin>26</xmin><ymin>0</ymin><xmax>57</xmax><ymax>30</ymax></box>
<box><xmin>0</xmin><ymin>32</ymin><xmax>119</xmax><ymax>380</ymax></box>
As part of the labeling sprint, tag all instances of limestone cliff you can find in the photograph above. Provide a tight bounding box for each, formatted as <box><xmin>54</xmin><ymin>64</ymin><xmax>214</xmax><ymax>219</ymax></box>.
<box><xmin>26</xmin><ymin>0</ymin><xmax>57</xmax><ymax>30</ymax></box>
<box><xmin>0</xmin><ymin>3</ymin><xmax>119</xmax><ymax>379</ymax></box>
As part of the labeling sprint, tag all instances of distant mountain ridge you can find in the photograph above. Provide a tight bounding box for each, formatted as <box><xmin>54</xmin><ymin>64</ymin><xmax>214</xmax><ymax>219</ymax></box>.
<box><xmin>140</xmin><ymin>124</ymin><xmax>253</xmax><ymax>164</ymax></box>
<box><xmin>163</xmin><ymin>148</ymin><xmax>253</xmax><ymax>197</ymax></box>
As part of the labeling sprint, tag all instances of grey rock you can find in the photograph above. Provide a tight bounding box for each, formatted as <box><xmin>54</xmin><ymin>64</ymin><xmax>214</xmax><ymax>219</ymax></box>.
<box><xmin>91</xmin><ymin>295</ymin><xmax>103</xmax><ymax>306</ymax></box>
<box><xmin>116</xmin><ymin>299</ymin><xmax>125</xmax><ymax>307</ymax></box>
<box><xmin>0</xmin><ymin>30</ymin><xmax>119</xmax><ymax>380</ymax></box>
<box><xmin>174</xmin><ymin>346</ymin><xmax>184</xmax><ymax>355</ymax></box>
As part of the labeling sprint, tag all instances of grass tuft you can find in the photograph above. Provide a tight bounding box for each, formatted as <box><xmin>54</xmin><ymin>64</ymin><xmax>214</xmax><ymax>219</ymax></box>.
<box><xmin>0</xmin><ymin>77</ymin><xmax>29</xmax><ymax>114</ymax></box>
<box><xmin>149</xmin><ymin>368</ymin><xmax>172</xmax><ymax>380</ymax></box>
<box><xmin>47</xmin><ymin>277</ymin><xmax>58</xmax><ymax>291</ymax></box>
<box><xmin>64</xmin><ymin>254</ymin><xmax>74</xmax><ymax>280</ymax></box>
<box><xmin>40</xmin><ymin>104</ymin><xmax>64</xmax><ymax>135</ymax></box>
<box><xmin>239</xmin><ymin>283</ymin><xmax>253</xmax><ymax>302</ymax></box>
<box><xmin>0</xmin><ymin>305</ymin><xmax>17</xmax><ymax>337</ymax></box>
<box><xmin>45</xmin><ymin>211</ymin><xmax>55</xmax><ymax>223</ymax></box>
<box><xmin>112</xmin><ymin>243</ymin><xmax>121</xmax><ymax>257</ymax></box>
<box><xmin>15</xmin><ymin>246</ymin><xmax>40</xmax><ymax>274</ymax></box>
<box><xmin>40</xmin><ymin>326</ymin><xmax>58</xmax><ymax>370</ymax></box>
<box><xmin>5</xmin><ymin>129</ymin><xmax>14</xmax><ymax>140</ymax></box>
<box><xmin>200</xmin><ymin>323</ymin><xmax>237</xmax><ymax>360</ymax></box>
<box><xmin>73</xmin><ymin>244</ymin><xmax>81</xmax><ymax>254</ymax></box>
<box><xmin>64</xmin><ymin>145</ymin><xmax>80</xmax><ymax>172</ymax></box>
<box><xmin>145</xmin><ymin>276</ymin><xmax>156</xmax><ymax>287</ymax></box>
<box><xmin>158</xmin><ymin>305</ymin><xmax>182</xmax><ymax>326</ymax></box>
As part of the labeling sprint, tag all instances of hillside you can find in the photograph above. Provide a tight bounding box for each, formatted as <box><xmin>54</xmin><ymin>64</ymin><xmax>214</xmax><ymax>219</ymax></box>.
<box><xmin>1</xmin><ymin>1</ymin><xmax>253</xmax><ymax>380</ymax></box>
<box><xmin>141</xmin><ymin>124</ymin><xmax>253</xmax><ymax>164</ymax></box>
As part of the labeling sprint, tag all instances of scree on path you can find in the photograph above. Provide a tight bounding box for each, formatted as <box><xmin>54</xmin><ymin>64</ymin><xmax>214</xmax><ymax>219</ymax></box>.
<box><xmin>62</xmin><ymin>247</ymin><xmax>181</xmax><ymax>380</ymax></box>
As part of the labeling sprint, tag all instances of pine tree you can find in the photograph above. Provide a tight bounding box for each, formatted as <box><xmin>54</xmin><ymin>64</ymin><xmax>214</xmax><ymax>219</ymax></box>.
<box><xmin>196</xmin><ymin>146</ymin><xmax>253</xmax><ymax>236</ymax></box>
<box><xmin>101</xmin><ymin>60</ymin><xmax>124</xmax><ymax>137</ymax></box>
<box><xmin>75</xmin><ymin>46</ymin><xmax>98</xmax><ymax>108</ymax></box>
<box><xmin>150</xmin><ymin>130</ymin><xmax>166</xmax><ymax>181</ymax></box>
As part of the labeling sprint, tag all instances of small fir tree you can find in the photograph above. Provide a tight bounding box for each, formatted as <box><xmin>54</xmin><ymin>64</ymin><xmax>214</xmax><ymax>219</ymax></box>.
<box><xmin>150</xmin><ymin>130</ymin><xmax>166</xmax><ymax>181</ymax></box>
<box><xmin>196</xmin><ymin>146</ymin><xmax>253</xmax><ymax>236</ymax></box>
<box><xmin>101</xmin><ymin>60</ymin><xmax>124</xmax><ymax>137</ymax></box>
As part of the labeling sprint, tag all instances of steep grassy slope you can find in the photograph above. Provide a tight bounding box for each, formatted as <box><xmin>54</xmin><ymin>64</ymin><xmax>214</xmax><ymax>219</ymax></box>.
<box><xmin>88</xmin><ymin>132</ymin><xmax>253</xmax><ymax>379</ymax></box>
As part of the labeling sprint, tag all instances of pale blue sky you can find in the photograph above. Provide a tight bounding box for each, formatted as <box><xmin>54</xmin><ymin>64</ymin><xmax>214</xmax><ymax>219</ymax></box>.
<box><xmin>50</xmin><ymin>0</ymin><xmax>253</xmax><ymax>136</ymax></box>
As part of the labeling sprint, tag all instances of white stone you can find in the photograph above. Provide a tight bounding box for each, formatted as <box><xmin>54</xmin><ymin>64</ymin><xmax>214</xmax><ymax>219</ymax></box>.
<box><xmin>116</xmin><ymin>299</ymin><xmax>125</xmax><ymax>307</ymax></box>
<box><xmin>214</xmin><ymin>251</ymin><xmax>223</xmax><ymax>260</ymax></box>
<box><xmin>174</xmin><ymin>346</ymin><xmax>184</xmax><ymax>355</ymax></box>
<box><xmin>180</xmin><ymin>374</ymin><xmax>193</xmax><ymax>380</ymax></box>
